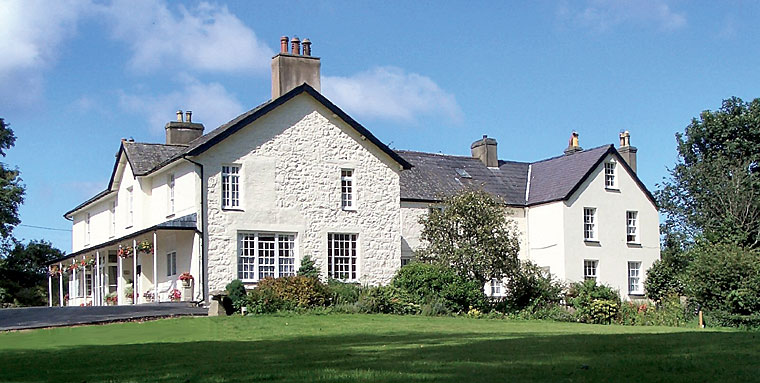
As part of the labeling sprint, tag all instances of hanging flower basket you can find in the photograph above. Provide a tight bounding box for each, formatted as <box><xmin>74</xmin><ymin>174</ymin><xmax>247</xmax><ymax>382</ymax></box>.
<box><xmin>117</xmin><ymin>246</ymin><xmax>134</xmax><ymax>258</ymax></box>
<box><xmin>47</xmin><ymin>266</ymin><xmax>61</xmax><ymax>277</ymax></box>
<box><xmin>85</xmin><ymin>258</ymin><xmax>96</xmax><ymax>267</ymax></box>
<box><xmin>137</xmin><ymin>240</ymin><xmax>153</xmax><ymax>254</ymax></box>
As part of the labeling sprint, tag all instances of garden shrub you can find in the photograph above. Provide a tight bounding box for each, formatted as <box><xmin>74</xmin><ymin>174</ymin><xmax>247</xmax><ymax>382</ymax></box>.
<box><xmin>357</xmin><ymin>285</ymin><xmax>419</xmax><ymax>315</ymax></box>
<box><xmin>685</xmin><ymin>242</ymin><xmax>760</xmax><ymax>315</ymax></box>
<box><xmin>511</xmin><ymin>304</ymin><xmax>577</xmax><ymax>322</ymax></box>
<box><xmin>703</xmin><ymin>310</ymin><xmax>760</xmax><ymax>330</ymax></box>
<box><xmin>245</xmin><ymin>286</ymin><xmax>287</xmax><ymax>314</ymax></box>
<box><xmin>326</xmin><ymin>279</ymin><xmax>363</xmax><ymax>305</ymax></box>
<box><xmin>226</xmin><ymin>279</ymin><xmax>247</xmax><ymax>310</ymax></box>
<box><xmin>589</xmin><ymin>299</ymin><xmax>619</xmax><ymax>324</ymax></box>
<box><xmin>297</xmin><ymin>255</ymin><xmax>320</xmax><ymax>278</ymax></box>
<box><xmin>503</xmin><ymin>261</ymin><xmax>564</xmax><ymax>312</ymax></box>
<box><xmin>391</xmin><ymin>262</ymin><xmax>487</xmax><ymax>312</ymax></box>
<box><xmin>257</xmin><ymin>276</ymin><xmax>330</xmax><ymax>308</ymax></box>
<box><xmin>566</xmin><ymin>279</ymin><xmax>620</xmax><ymax>324</ymax></box>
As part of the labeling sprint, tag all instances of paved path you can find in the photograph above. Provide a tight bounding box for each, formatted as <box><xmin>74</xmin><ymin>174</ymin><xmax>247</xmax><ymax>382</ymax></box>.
<box><xmin>0</xmin><ymin>303</ymin><xmax>208</xmax><ymax>331</ymax></box>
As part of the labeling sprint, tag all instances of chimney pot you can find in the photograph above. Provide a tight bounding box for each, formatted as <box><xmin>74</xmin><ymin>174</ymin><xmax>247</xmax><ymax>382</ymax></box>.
<box><xmin>564</xmin><ymin>131</ymin><xmax>583</xmax><ymax>155</ymax></box>
<box><xmin>176</xmin><ymin>110</ymin><xmax>184</xmax><ymax>122</ymax></box>
<box><xmin>185</xmin><ymin>110</ymin><xmax>192</xmax><ymax>123</ymax></box>
<box><xmin>618</xmin><ymin>131</ymin><xmax>637</xmax><ymax>173</ymax></box>
<box><xmin>302</xmin><ymin>38</ymin><xmax>312</xmax><ymax>56</ymax></box>
<box><xmin>280</xmin><ymin>36</ymin><xmax>289</xmax><ymax>53</ymax></box>
<box><xmin>291</xmin><ymin>36</ymin><xmax>301</xmax><ymax>55</ymax></box>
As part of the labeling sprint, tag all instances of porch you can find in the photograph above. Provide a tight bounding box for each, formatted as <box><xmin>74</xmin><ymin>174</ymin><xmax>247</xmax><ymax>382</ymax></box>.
<box><xmin>46</xmin><ymin>215</ymin><xmax>202</xmax><ymax>307</ymax></box>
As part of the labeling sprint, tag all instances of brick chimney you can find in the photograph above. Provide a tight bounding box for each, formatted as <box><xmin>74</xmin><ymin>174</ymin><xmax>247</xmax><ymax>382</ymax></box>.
<box><xmin>165</xmin><ymin>110</ymin><xmax>204</xmax><ymax>146</ymax></box>
<box><xmin>618</xmin><ymin>130</ymin><xmax>638</xmax><ymax>173</ymax></box>
<box><xmin>271</xmin><ymin>35</ymin><xmax>321</xmax><ymax>99</ymax></box>
<box><xmin>471</xmin><ymin>135</ymin><xmax>498</xmax><ymax>167</ymax></box>
<box><xmin>564</xmin><ymin>131</ymin><xmax>583</xmax><ymax>155</ymax></box>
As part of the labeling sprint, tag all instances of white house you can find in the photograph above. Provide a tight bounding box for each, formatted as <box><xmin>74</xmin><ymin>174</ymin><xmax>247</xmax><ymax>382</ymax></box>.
<box><xmin>47</xmin><ymin>37</ymin><xmax>659</xmax><ymax>307</ymax></box>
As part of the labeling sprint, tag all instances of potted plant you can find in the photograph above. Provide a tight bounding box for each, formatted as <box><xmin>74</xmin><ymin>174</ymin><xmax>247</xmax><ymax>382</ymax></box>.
<box><xmin>137</xmin><ymin>240</ymin><xmax>153</xmax><ymax>254</ymax></box>
<box><xmin>105</xmin><ymin>292</ymin><xmax>118</xmax><ymax>306</ymax></box>
<box><xmin>124</xmin><ymin>285</ymin><xmax>134</xmax><ymax>304</ymax></box>
<box><xmin>178</xmin><ymin>272</ymin><xmax>194</xmax><ymax>287</ymax></box>
<box><xmin>169</xmin><ymin>289</ymin><xmax>181</xmax><ymax>302</ymax></box>
<box><xmin>142</xmin><ymin>290</ymin><xmax>155</xmax><ymax>302</ymax></box>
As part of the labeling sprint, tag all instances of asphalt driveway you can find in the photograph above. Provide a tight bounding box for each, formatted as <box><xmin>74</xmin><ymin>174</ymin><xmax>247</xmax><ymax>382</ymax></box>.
<box><xmin>0</xmin><ymin>303</ymin><xmax>207</xmax><ymax>331</ymax></box>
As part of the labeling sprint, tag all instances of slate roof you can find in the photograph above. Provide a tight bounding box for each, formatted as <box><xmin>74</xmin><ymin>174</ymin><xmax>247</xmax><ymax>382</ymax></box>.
<box><xmin>527</xmin><ymin>145</ymin><xmax>613</xmax><ymax>205</ymax></box>
<box><xmin>396</xmin><ymin>150</ymin><xmax>528</xmax><ymax>205</ymax></box>
<box><xmin>122</xmin><ymin>142</ymin><xmax>186</xmax><ymax>175</ymax></box>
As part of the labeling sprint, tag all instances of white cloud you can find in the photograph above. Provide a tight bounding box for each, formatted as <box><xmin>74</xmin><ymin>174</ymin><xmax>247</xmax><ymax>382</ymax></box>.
<box><xmin>119</xmin><ymin>75</ymin><xmax>244</xmax><ymax>135</ymax></box>
<box><xmin>322</xmin><ymin>67</ymin><xmax>462</xmax><ymax>124</ymax></box>
<box><xmin>100</xmin><ymin>0</ymin><xmax>273</xmax><ymax>74</ymax></box>
<box><xmin>0</xmin><ymin>0</ymin><xmax>91</xmax><ymax>107</ymax></box>
<box><xmin>558</xmin><ymin>0</ymin><xmax>686</xmax><ymax>32</ymax></box>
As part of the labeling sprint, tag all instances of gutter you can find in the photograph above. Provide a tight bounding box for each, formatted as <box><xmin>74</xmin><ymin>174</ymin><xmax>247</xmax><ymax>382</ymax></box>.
<box><xmin>182</xmin><ymin>155</ymin><xmax>207</xmax><ymax>304</ymax></box>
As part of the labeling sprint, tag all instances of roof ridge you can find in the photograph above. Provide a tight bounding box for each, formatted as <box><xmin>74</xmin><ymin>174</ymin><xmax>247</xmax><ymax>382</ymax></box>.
<box><xmin>529</xmin><ymin>144</ymin><xmax>613</xmax><ymax>165</ymax></box>
<box><xmin>124</xmin><ymin>142</ymin><xmax>187</xmax><ymax>148</ymax></box>
<box><xmin>395</xmin><ymin>149</ymin><xmax>482</xmax><ymax>160</ymax></box>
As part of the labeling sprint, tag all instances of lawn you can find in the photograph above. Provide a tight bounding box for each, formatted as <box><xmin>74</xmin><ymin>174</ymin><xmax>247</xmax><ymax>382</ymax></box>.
<box><xmin>0</xmin><ymin>314</ymin><xmax>757</xmax><ymax>382</ymax></box>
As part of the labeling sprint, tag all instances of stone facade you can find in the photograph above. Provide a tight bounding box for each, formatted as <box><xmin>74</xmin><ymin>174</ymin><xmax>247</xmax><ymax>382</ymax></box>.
<box><xmin>198</xmin><ymin>94</ymin><xmax>402</xmax><ymax>294</ymax></box>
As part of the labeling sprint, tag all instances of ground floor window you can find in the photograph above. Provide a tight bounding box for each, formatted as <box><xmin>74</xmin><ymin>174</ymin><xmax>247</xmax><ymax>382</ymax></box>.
<box><xmin>584</xmin><ymin>260</ymin><xmax>598</xmax><ymax>280</ymax></box>
<box><xmin>166</xmin><ymin>252</ymin><xmax>177</xmax><ymax>277</ymax></box>
<box><xmin>401</xmin><ymin>257</ymin><xmax>411</xmax><ymax>267</ymax></box>
<box><xmin>238</xmin><ymin>232</ymin><xmax>296</xmax><ymax>281</ymax></box>
<box><xmin>490</xmin><ymin>278</ymin><xmax>504</xmax><ymax>297</ymax></box>
<box><xmin>328</xmin><ymin>233</ymin><xmax>358</xmax><ymax>281</ymax></box>
<box><xmin>628</xmin><ymin>261</ymin><xmax>642</xmax><ymax>294</ymax></box>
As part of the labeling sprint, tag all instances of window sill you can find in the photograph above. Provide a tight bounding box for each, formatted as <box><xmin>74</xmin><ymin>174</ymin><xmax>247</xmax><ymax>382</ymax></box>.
<box><xmin>627</xmin><ymin>242</ymin><xmax>642</xmax><ymax>248</ymax></box>
<box><xmin>222</xmin><ymin>208</ymin><xmax>244</xmax><ymax>212</ymax></box>
<box><xmin>629</xmin><ymin>292</ymin><xmax>645</xmax><ymax>297</ymax></box>
<box><xmin>584</xmin><ymin>240</ymin><xmax>600</xmax><ymax>246</ymax></box>
<box><xmin>166</xmin><ymin>213</ymin><xmax>175</xmax><ymax>219</ymax></box>
<box><xmin>341</xmin><ymin>207</ymin><xmax>357</xmax><ymax>212</ymax></box>
<box><xmin>125</xmin><ymin>225</ymin><xmax>133</xmax><ymax>229</ymax></box>
<box><xmin>604</xmin><ymin>187</ymin><xmax>620</xmax><ymax>192</ymax></box>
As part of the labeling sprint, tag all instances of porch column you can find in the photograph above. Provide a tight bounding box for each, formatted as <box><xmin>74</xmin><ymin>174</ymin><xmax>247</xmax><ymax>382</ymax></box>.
<box><xmin>72</xmin><ymin>259</ymin><xmax>77</xmax><ymax>304</ymax></box>
<box><xmin>81</xmin><ymin>256</ymin><xmax>86</xmax><ymax>304</ymax></box>
<box><xmin>90</xmin><ymin>255</ymin><xmax>96</xmax><ymax>305</ymax></box>
<box><xmin>95</xmin><ymin>250</ymin><xmax>100</xmax><ymax>306</ymax></box>
<box><xmin>153</xmin><ymin>231</ymin><xmax>157</xmax><ymax>303</ymax></box>
<box><xmin>118</xmin><ymin>247</ymin><xmax>123</xmax><ymax>305</ymax></box>
<box><xmin>133</xmin><ymin>239</ymin><xmax>137</xmax><ymax>304</ymax></box>
<box><xmin>58</xmin><ymin>262</ymin><xmax>63</xmax><ymax>307</ymax></box>
<box><xmin>48</xmin><ymin>269</ymin><xmax>52</xmax><ymax>307</ymax></box>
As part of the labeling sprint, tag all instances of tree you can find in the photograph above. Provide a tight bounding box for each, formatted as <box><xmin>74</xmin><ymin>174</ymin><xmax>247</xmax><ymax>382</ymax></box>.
<box><xmin>657</xmin><ymin>97</ymin><xmax>760</xmax><ymax>248</ymax></box>
<box><xmin>415</xmin><ymin>190</ymin><xmax>520</xmax><ymax>285</ymax></box>
<box><xmin>644</xmin><ymin>227</ymin><xmax>691</xmax><ymax>301</ymax></box>
<box><xmin>297</xmin><ymin>255</ymin><xmax>320</xmax><ymax>278</ymax></box>
<box><xmin>0</xmin><ymin>240</ymin><xmax>64</xmax><ymax>306</ymax></box>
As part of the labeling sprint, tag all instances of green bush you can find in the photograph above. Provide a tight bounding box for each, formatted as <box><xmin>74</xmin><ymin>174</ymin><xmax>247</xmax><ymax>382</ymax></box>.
<box><xmin>226</xmin><ymin>279</ymin><xmax>247</xmax><ymax>310</ymax></box>
<box><xmin>297</xmin><ymin>255</ymin><xmax>320</xmax><ymax>278</ymax></box>
<box><xmin>503</xmin><ymin>261</ymin><xmax>564</xmax><ymax>312</ymax></box>
<box><xmin>589</xmin><ymin>299</ymin><xmax>619</xmax><ymax>324</ymax></box>
<box><xmin>512</xmin><ymin>304</ymin><xmax>577</xmax><ymax>322</ymax></box>
<box><xmin>246</xmin><ymin>286</ymin><xmax>287</xmax><ymax>314</ymax></box>
<box><xmin>357</xmin><ymin>285</ymin><xmax>419</xmax><ymax>315</ymax></box>
<box><xmin>567</xmin><ymin>279</ymin><xmax>620</xmax><ymax>324</ymax></box>
<box><xmin>685</xmin><ymin>242</ymin><xmax>760</xmax><ymax>315</ymax></box>
<box><xmin>391</xmin><ymin>263</ymin><xmax>487</xmax><ymax>312</ymax></box>
<box><xmin>704</xmin><ymin>310</ymin><xmax>760</xmax><ymax>330</ymax></box>
<box><xmin>326</xmin><ymin>280</ymin><xmax>363</xmax><ymax>305</ymax></box>
<box><xmin>257</xmin><ymin>276</ymin><xmax>330</xmax><ymax>308</ymax></box>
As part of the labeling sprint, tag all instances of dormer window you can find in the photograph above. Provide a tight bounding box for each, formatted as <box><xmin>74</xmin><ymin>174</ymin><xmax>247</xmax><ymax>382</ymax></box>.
<box><xmin>604</xmin><ymin>160</ymin><xmax>617</xmax><ymax>189</ymax></box>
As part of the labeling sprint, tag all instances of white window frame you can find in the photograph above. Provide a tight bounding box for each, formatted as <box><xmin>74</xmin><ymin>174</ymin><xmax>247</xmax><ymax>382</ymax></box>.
<box><xmin>126</xmin><ymin>186</ymin><xmax>133</xmax><ymax>228</ymax></box>
<box><xmin>221</xmin><ymin>165</ymin><xmax>241</xmax><ymax>209</ymax></box>
<box><xmin>604</xmin><ymin>160</ymin><xmax>617</xmax><ymax>189</ymax></box>
<box><xmin>166</xmin><ymin>251</ymin><xmax>177</xmax><ymax>277</ymax></box>
<box><xmin>84</xmin><ymin>213</ymin><xmax>90</xmax><ymax>245</ymax></box>
<box><xmin>328</xmin><ymin>233</ymin><xmax>358</xmax><ymax>281</ymax></box>
<box><xmin>490</xmin><ymin>278</ymin><xmax>504</xmax><ymax>297</ymax></box>
<box><xmin>340</xmin><ymin>169</ymin><xmax>355</xmax><ymax>211</ymax></box>
<box><xmin>109</xmin><ymin>201</ymin><xmax>116</xmax><ymax>237</ymax></box>
<box><xmin>237</xmin><ymin>232</ymin><xmax>297</xmax><ymax>282</ymax></box>
<box><xmin>584</xmin><ymin>260</ymin><xmax>598</xmax><ymax>281</ymax></box>
<box><xmin>626</xmin><ymin>211</ymin><xmax>638</xmax><ymax>243</ymax></box>
<box><xmin>628</xmin><ymin>261</ymin><xmax>642</xmax><ymax>294</ymax></box>
<box><xmin>583</xmin><ymin>207</ymin><xmax>597</xmax><ymax>241</ymax></box>
<box><xmin>167</xmin><ymin>173</ymin><xmax>175</xmax><ymax>216</ymax></box>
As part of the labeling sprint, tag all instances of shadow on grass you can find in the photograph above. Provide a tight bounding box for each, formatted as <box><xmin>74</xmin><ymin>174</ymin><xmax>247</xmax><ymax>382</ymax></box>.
<box><xmin>2</xmin><ymin>330</ymin><xmax>758</xmax><ymax>382</ymax></box>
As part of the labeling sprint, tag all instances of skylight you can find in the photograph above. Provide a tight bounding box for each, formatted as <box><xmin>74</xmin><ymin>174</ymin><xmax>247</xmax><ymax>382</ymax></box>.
<box><xmin>455</xmin><ymin>168</ymin><xmax>472</xmax><ymax>179</ymax></box>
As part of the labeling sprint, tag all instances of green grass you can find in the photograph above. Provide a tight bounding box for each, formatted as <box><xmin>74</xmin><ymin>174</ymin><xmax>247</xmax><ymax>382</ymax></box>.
<box><xmin>0</xmin><ymin>314</ymin><xmax>758</xmax><ymax>382</ymax></box>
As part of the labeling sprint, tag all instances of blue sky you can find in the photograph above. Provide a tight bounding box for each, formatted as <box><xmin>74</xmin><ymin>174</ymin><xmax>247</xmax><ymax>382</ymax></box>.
<box><xmin>2</xmin><ymin>0</ymin><xmax>759</xmax><ymax>252</ymax></box>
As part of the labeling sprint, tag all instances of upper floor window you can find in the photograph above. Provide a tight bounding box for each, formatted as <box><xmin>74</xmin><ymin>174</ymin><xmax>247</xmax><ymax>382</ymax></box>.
<box><xmin>626</xmin><ymin>211</ymin><xmax>638</xmax><ymax>243</ymax></box>
<box><xmin>237</xmin><ymin>232</ymin><xmax>296</xmax><ymax>281</ymax></box>
<box><xmin>341</xmin><ymin>169</ymin><xmax>355</xmax><ymax>210</ymax></box>
<box><xmin>328</xmin><ymin>233</ymin><xmax>358</xmax><ymax>281</ymax></box>
<box><xmin>584</xmin><ymin>260</ymin><xmax>598</xmax><ymax>280</ymax></box>
<box><xmin>221</xmin><ymin>165</ymin><xmax>240</xmax><ymax>209</ymax></box>
<box><xmin>109</xmin><ymin>201</ymin><xmax>116</xmax><ymax>237</ymax></box>
<box><xmin>84</xmin><ymin>213</ymin><xmax>90</xmax><ymax>245</ymax></box>
<box><xmin>628</xmin><ymin>261</ymin><xmax>642</xmax><ymax>294</ymax></box>
<box><xmin>583</xmin><ymin>207</ymin><xmax>597</xmax><ymax>241</ymax></box>
<box><xmin>167</xmin><ymin>174</ymin><xmax>175</xmax><ymax>216</ymax></box>
<box><xmin>126</xmin><ymin>187</ymin><xmax>133</xmax><ymax>227</ymax></box>
<box><xmin>604</xmin><ymin>161</ymin><xmax>617</xmax><ymax>189</ymax></box>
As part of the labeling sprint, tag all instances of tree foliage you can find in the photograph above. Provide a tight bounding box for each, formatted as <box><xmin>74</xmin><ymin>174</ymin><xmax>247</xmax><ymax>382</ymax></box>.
<box><xmin>0</xmin><ymin>240</ymin><xmax>64</xmax><ymax>306</ymax></box>
<box><xmin>657</xmin><ymin>97</ymin><xmax>760</xmax><ymax>248</ymax></box>
<box><xmin>0</xmin><ymin>118</ymin><xmax>24</xmax><ymax>241</ymax></box>
<box><xmin>415</xmin><ymin>190</ymin><xmax>520</xmax><ymax>285</ymax></box>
